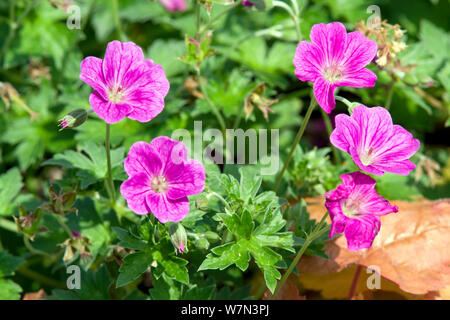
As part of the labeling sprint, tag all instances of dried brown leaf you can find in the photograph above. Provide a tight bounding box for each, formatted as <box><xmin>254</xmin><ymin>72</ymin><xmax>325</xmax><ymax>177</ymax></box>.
<box><xmin>299</xmin><ymin>197</ymin><xmax>450</xmax><ymax>295</ymax></box>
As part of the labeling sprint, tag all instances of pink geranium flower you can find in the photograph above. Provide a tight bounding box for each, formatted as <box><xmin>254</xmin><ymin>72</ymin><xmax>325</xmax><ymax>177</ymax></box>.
<box><xmin>325</xmin><ymin>171</ymin><xmax>398</xmax><ymax>251</ymax></box>
<box><xmin>293</xmin><ymin>22</ymin><xmax>378</xmax><ymax>113</ymax></box>
<box><xmin>330</xmin><ymin>104</ymin><xmax>420</xmax><ymax>176</ymax></box>
<box><xmin>80</xmin><ymin>40</ymin><xmax>169</xmax><ymax>124</ymax></box>
<box><xmin>120</xmin><ymin>136</ymin><xmax>205</xmax><ymax>223</ymax></box>
<box><xmin>159</xmin><ymin>0</ymin><xmax>187</xmax><ymax>11</ymax></box>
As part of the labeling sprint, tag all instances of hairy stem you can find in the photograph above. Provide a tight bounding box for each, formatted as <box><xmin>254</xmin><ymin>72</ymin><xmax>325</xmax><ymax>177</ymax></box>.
<box><xmin>200</xmin><ymin>0</ymin><xmax>242</xmax><ymax>34</ymax></box>
<box><xmin>270</xmin><ymin>213</ymin><xmax>330</xmax><ymax>299</ymax></box>
<box><xmin>105</xmin><ymin>123</ymin><xmax>116</xmax><ymax>203</ymax></box>
<box><xmin>17</xmin><ymin>266</ymin><xmax>66</xmax><ymax>289</ymax></box>
<box><xmin>273</xmin><ymin>0</ymin><xmax>301</xmax><ymax>42</ymax></box>
<box><xmin>23</xmin><ymin>236</ymin><xmax>53</xmax><ymax>258</ymax></box>
<box><xmin>196</xmin><ymin>69</ymin><xmax>226</xmax><ymax>131</ymax></box>
<box><xmin>55</xmin><ymin>215</ymin><xmax>73</xmax><ymax>238</ymax></box>
<box><xmin>335</xmin><ymin>95</ymin><xmax>353</xmax><ymax>109</ymax></box>
<box><xmin>274</xmin><ymin>96</ymin><xmax>317</xmax><ymax>192</ymax></box>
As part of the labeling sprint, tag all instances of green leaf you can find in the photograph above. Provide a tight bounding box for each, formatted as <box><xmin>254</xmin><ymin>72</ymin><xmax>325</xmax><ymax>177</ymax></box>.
<box><xmin>51</xmin><ymin>265</ymin><xmax>112</xmax><ymax>300</ymax></box>
<box><xmin>113</xmin><ymin>227</ymin><xmax>148</xmax><ymax>251</ymax></box>
<box><xmin>253</xmin><ymin>233</ymin><xmax>294</xmax><ymax>252</ymax></box>
<box><xmin>198</xmin><ymin>240</ymin><xmax>251</xmax><ymax>272</ymax></box>
<box><xmin>420</xmin><ymin>20</ymin><xmax>449</xmax><ymax>60</ymax></box>
<box><xmin>239</xmin><ymin>166</ymin><xmax>262</xmax><ymax>203</ymax></box>
<box><xmin>0</xmin><ymin>251</ymin><xmax>24</xmax><ymax>278</ymax></box>
<box><xmin>116</xmin><ymin>251</ymin><xmax>153</xmax><ymax>288</ymax></box>
<box><xmin>248</xmin><ymin>238</ymin><xmax>282</xmax><ymax>293</ymax></box>
<box><xmin>0</xmin><ymin>279</ymin><xmax>22</xmax><ymax>300</ymax></box>
<box><xmin>184</xmin><ymin>285</ymin><xmax>216</xmax><ymax>300</ymax></box>
<box><xmin>0</xmin><ymin>168</ymin><xmax>23</xmax><ymax>216</ymax></box>
<box><xmin>147</xmin><ymin>40</ymin><xmax>187</xmax><ymax>78</ymax></box>
<box><xmin>154</xmin><ymin>253</ymin><xmax>189</xmax><ymax>285</ymax></box>
<box><xmin>149</xmin><ymin>274</ymin><xmax>182</xmax><ymax>300</ymax></box>
<box><xmin>43</xmin><ymin>142</ymin><xmax>124</xmax><ymax>188</ymax></box>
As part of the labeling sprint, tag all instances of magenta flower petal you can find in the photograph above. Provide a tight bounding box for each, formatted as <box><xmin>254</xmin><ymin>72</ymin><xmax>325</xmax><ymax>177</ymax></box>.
<box><xmin>325</xmin><ymin>172</ymin><xmax>398</xmax><ymax>251</ymax></box>
<box><xmin>165</xmin><ymin>159</ymin><xmax>206</xmax><ymax>200</ymax></box>
<box><xmin>293</xmin><ymin>22</ymin><xmax>377</xmax><ymax>113</ymax></box>
<box><xmin>145</xmin><ymin>60</ymin><xmax>170</xmax><ymax>97</ymax></box>
<box><xmin>120</xmin><ymin>136</ymin><xmax>205</xmax><ymax>223</ymax></box>
<box><xmin>120</xmin><ymin>173</ymin><xmax>152</xmax><ymax>215</ymax></box>
<box><xmin>159</xmin><ymin>0</ymin><xmax>187</xmax><ymax>11</ymax></box>
<box><xmin>102</xmin><ymin>41</ymin><xmax>144</xmax><ymax>86</ymax></box>
<box><xmin>126</xmin><ymin>88</ymin><xmax>165</xmax><ymax>123</ymax></box>
<box><xmin>336</xmin><ymin>68</ymin><xmax>377</xmax><ymax>88</ymax></box>
<box><xmin>124</xmin><ymin>141</ymin><xmax>163</xmax><ymax>177</ymax></box>
<box><xmin>344</xmin><ymin>214</ymin><xmax>381</xmax><ymax>251</ymax></box>
<box><xmin>313</xmin><ymin>77</ymin><xmax>337</xmax><ymax>113</ymax></box>
<box><xmin>330</xmin><ymin>104</ymin><xmax>420</xmax><ymax>176</ymax></box>
<box><xmin>147</xmin><ymin>193</ymin><xmax>190</xmax><ymax>223</ymax></box>
<box><xmin>89</xmin><ymin>91</ymin><xmax>131</xmax><ymax>124</ymax></box>
<box><xmin>341</xmin><ymin>31</ymin><xmax>378</xmax><ymax>73</ymax></box>
<box><xmin>80</xmin><ymin>57</ymin><xmax>107</xmax><ymax>99</ymax></box>
<box><xmin>310</xmin><ymin>22</ymin><xmax>347</xmax><ymax>63</ymax></box>
<box><xmin>149</xmin><ymin>136</ymin><xmax>188</xmax><ymax>167</ymax></box>
<box><xmin>293</xmin><ymin>41</ymin><xmax>324</xmax><ymax>82</ymax></box>
<box><xmin>80</xmin><ymin>40</ymin><xmax>169</xmax><ymax>124</ymax></box>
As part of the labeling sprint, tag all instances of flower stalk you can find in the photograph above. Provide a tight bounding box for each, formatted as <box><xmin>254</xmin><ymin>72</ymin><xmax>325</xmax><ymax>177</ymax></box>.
<box><xmin>270</xmin><ymin>212</ymin><xmax>330</xmax><ymax>299</ymax></box>
<box><xmin>274</xmin><ymin>95</ymin><xmax>317</xmax><ymax>192</ymax></box>
<box><xmin>105</xmin><ymin>123</ymin><xmax>116</xmax><ymax>203</ymax></box>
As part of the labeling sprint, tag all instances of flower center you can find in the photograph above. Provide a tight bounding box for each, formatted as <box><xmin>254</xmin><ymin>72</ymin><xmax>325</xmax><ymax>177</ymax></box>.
<box><xmin>108</xmin><ymin>85</ymin><xmax>125</xmax><ymax>103</ymax></box>
<box><xmin>360</xmin><ymin>147</ymin><xmax>375</xmax><ymax>166</ymax></box>
<box><xmin>323</xmin><ymin>65</ymin><xmax>343</xmax><ymax>83</ymax></box>
<box><xmin>341</xmin><ymin>198</ymin><xmax>360</xmax><ymax>218</ymax></box>
<box><xmin>151</xmin><ymin>176</ymin><xmax>168</xmax><ymax>193</ymax></box>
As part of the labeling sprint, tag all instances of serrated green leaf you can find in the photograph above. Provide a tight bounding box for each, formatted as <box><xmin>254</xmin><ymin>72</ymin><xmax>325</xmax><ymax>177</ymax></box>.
<box><xmin>239</xmin><ymin>166</ymin><xmax>262</xmax><ymax>203</ymax></box>
<box><xmin>149</xmin><ymin>274</ymin><xmax>182</xmax><ymax>300</ymax></box>
<box><xmin>184</xmin><ymin>284</ymin><xmax>216</xmax><ymax>300</ymax></box>
<box><xmin>113</xmin><ymin>227</ymin><xmax>148</xmax><ymax>251</ymax></box>
<box><xmin>116</xmin><ymin>251</ymin><xmax>152</xmax><ymax>288</ymax></box>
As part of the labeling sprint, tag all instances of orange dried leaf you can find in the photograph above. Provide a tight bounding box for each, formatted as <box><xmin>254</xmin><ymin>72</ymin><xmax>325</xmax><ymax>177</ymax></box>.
<box><xmin>299</xmin><ymin>197</ymin><xmax>450</xmax><ymax>295</ymax></box>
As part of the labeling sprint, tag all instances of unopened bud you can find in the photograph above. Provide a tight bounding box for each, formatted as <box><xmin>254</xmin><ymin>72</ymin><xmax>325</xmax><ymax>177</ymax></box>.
<box><xmin>169</xmin><ymin>223</ymin><xmax>188</xmax><ymax>254</ymax></box>
<box><xmin>58</xmin><ymin>108</ymin><xmax>90</xmax><ymax>131</ymax></box>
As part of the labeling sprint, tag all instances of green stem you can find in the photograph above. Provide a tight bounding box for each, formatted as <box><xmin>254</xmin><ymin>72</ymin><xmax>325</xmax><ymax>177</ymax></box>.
<box><xmin>17</xmin><ymin>266</ymin><xmax>66</xmax><ymax>289</ymax></box>
<box><xmin>0</xmin><ymin>217</ymin><xmax>19</xmax><ymax>233</ymax></box>
<box><xmin>23</xmin><ymin>236</ymin><xmax>52</xmax><ymax>258</ymax></box>
<box><xmin>270</xmin><ymin>214</ymin><xmax>330</xmax><ymax>299</ymax></box>
<box><xmin>196</xmin><ymin>69</ymin><xmax>226</xmax><ymax>131</ymax></box>
<box><xmin>385</xmin><ymin>80</ymin><xmax>395</xmax><ymax>110</ymax></box>
<box><xmin>210</xmin><ymin>192</ymin><xmax>231</xmax><ymax>211</ymax></box>
<box><xmin>320</xmin><ymin>109</ymin><xmax>341</xmax><ymax>164</ymax></box>
<box><xmin>273</xmin><ymin>0</ymin><xmax>301</xmax><ymax>42</ymax></box>
<box><xmin>0</xmin><ymin>0</ymin><xmax>34</xmax><ymax>65</ymax></box>
<box><xmin>273</xmin><ymin>96</ymin><xmax>317</xmax><ymax>192</ymax></box>
<box><xmin>335</xmin><ymin>95</ymin><xmax>353</xmax><ymax>109</ymax></box>
<box><xmin>112</xmin><ymin>0</ymin><xmax>124</xmax><ymax>40</ymax></box>
<box><xmin>195</xmin><ymin>0</ymin><xmax>201</xmax><ymax>34</ymax></box>
<box><xmin>105</xmin><ymin>123</ymin><xmax>116</xmax><ymax>203</ymax></box>
<box><xmin>55</xmin><ymin>215</ymin><xmax>73</xmax><ymax>238</ymax></box>
<box><xmin>200</xmin><ymin>0</ymin><xmax>242</xmax><ymax>34</ymax></box>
